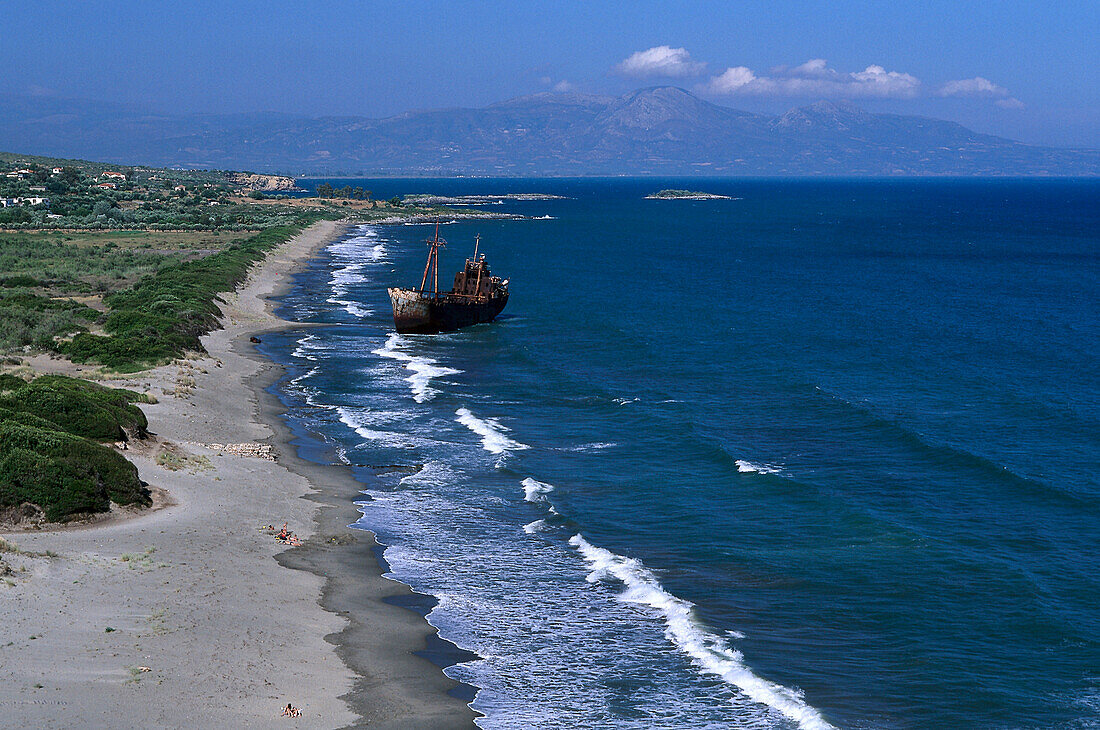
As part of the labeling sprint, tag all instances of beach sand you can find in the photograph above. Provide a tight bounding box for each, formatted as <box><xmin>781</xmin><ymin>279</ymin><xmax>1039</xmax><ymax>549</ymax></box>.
<box><xmin>0</xmin><ymin>221</ymin><xmax>477</xmax><ymax>729</ymax></box>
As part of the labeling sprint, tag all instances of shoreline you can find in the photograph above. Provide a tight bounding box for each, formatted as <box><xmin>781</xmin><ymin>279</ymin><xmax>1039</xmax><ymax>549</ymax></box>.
<box><xmin>236</xmin><ymin>224</ymin><xmax>480</xmax><ymax>728</ymax></box>
<box><xmin>0</xmin><ymin>220</ymin><xmax>476</xmax><ymax>728</ymax></box>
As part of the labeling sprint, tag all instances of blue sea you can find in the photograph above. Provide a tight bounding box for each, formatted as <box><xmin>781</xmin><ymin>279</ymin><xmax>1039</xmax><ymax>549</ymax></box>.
<box><xmin>263</xmin><ymin>178</ymin><xmax>1099</xmax><ymax>729</ymax></box>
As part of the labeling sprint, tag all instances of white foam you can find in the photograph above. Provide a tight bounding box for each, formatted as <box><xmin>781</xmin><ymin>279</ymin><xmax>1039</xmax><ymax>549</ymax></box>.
<box><xmin>289</xmin><ymin>366</ymin><xmax>319</xmax><ymax>386</ymax></box>
<box><xmin>521</xmin><ymin>477</ymin><xmax>554</xmax><ymax>503</ymax></box>
<box><xmin>374</xmin><ymin>333</ymin><xmax>462</xmax><ymax>402</ymax></box>
<box><xmin>522</xmin><ymin>519</ymin><xmax>546</xmax><ymax>534</ymax></box>
<box><xmin>613</xmin><ymin>397</ymin><xmax>640</xmax><ymax>406</ymax></box>
<box><xmin>735</xmin><ymin>460</ymin><xmax>783</xmax><ymax>475</ymax></box>
<box><xmin>334</xmin><ymin>406</ymin><xmax>413</xmax><ymax>448</ymax></box>
<box><xmin>567</xmin><ymin>442</ymin><xmax>617</xmax><ymax>452</ymax></box>
<box><xmin>455</xmin><ymin>408</ymin><xmax>529</xmax><ymax>454</ymax></box>
<box><xmin>292</xmin><ymin>333</ymin><xmax>322</xmax><ymax>361</ymax></box>
<box><xmin>569</xmin><ymin>534</ymin><xmax>836</xmax><ymax>730</ymax></box>
<box><xmin>400</xmin><ymin>460</ymin><xmax>456</xmax><ymax>488</ymax></box>
<box><xmin>324</xmin><ymin>227</ymin><xmax>390</xmax><ymax>318</ymax></box>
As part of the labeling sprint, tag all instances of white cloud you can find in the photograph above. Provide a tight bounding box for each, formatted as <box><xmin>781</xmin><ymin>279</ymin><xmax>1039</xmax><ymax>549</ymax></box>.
<box><xmin>706</xmin><ymin>66</ymin><xmax>756</xmax><ymax>93</ymax></box>
<box><xmin>701</xmin><ymin>59</ymin><xmax>920</xmax><ymax>99</ymax></box>
<box><xmin>940</xmin><ymin>76</ymin><xmax>1006</xmax><ymax>97</ymax></box>
<box><xmin>995</xmin><ymin>97</ymin><xmax>1025</xmax><ymax>109</ymax></box>
<box><xmin>552</xmin><ymin>80</ymin><xmax>575</xmax><ymax>93</ymax></box>
<box><xmin>939</xmin><ymin>76</ymin><xmax>1023</xmax><ymax>109</ymax></box>
<box><xmin>790</xmin><ymin>58</ymin><xmax>829</xmax><ymax>77</ymax></box>
<box><xmin>616</xmin><ymin>46</ymin><xmax>706</xmax><ymax>79</ymax></box>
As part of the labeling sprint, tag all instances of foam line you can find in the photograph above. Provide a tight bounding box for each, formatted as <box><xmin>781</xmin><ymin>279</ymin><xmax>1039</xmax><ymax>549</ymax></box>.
<box><xmin>569</xmin><ymin>534</ymin><xmax>836</xmax><ymax>730</ymax></box>
<box><xmin>374</xmin><ymin>333</ymin><xmax>462</xmax><ymax>402</ymax></box>
<box><xmin>455</xmin><ymin>407</ymin><xmax>529</xmax><ymax>454</ymax></box>
<box><xmin>736</xmin><ymin>460</ymin><xmax>783</xmax><ymax>475</ymax></box>
<box><xmin>521</xmin><ymin>477</ymin><xmax>554</xmax><ymax>502</ymax></box>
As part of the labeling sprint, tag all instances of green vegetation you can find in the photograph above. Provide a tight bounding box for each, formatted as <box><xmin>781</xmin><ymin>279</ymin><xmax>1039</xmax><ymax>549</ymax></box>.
<box><xmin>0</xmin><ymin>230</ymin><xmax>254</xmax><ymax>292</ymax></box>
<box><xmin>0</xmin><ymin>151</ymin><xmax>477</xmax><ymax>522</ymax></box>
<box><xmin>63</xmin><ymin>223</ymin><xmax>312</xmax><ymax>369</ymax></box>
<box><xmin>0</xmin><ymin>292</ymin><xmax>99</xmax><ymax>352</ymax></box>
<box><xmin>0</xmin><ymin>375</ymin><xmax>150</xmax><ymax>521</ymax></box>
<box><xmin>645</xmin><ymin>189</ymin><xmax>732</xmax><ymax>199</ymax></box>
<box><xmin>315</xmin><ymin>182</ymin><xmax>371</xmax><ymax>200</ymax></box>
<box><xmin>0</xmin><ymin>375</ymin><xmax>150</xmax><ymax>441</ymax></box>
<box><xmin>0</xmin><ymin>153</ymin><xmax>322</xmax><ymax>231</ymax></box>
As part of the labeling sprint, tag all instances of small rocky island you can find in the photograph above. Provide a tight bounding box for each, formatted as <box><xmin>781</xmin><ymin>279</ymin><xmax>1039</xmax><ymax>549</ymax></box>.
<box><xmin>645</xmin><ymin>189</ymin><xmax>733</xmax><ymax>200</ymax></box>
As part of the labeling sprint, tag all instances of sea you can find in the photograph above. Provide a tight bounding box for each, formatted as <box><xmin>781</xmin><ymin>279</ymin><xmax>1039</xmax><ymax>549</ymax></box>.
<box><xmin>259</xmin><ymin>178</ymin><xmax>1099</xmax><ymax>729</ymax></box>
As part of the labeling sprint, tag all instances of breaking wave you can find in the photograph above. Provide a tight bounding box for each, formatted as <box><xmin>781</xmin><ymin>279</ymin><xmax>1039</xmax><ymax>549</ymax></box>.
<box><xmin>325</xmin><ymin>227</ymin><xmax>388</xmax><ymax>317</ymax></box>
<box><xmin>374</xmin><ymin>333</ymin><xmax>462</xmax><ymax>403</ymax></box>
<box><xmin>455</xmin><ymin>407</ymin><xmax>529</xmax><ymax>454</ymax></box>
<box><xmin>521</xmin><ymin>477</ymin><xmax>554</xmax><ymax>503</ymax></box>
<box><xmin>735</xmin><ymin>460</ymin><xmax>784</xmax><ymax>475</ymax></box>
<box><xmin>569</xmin><ymin>534</ymin><xmax>836</xmax><ymax>730</ymax></box>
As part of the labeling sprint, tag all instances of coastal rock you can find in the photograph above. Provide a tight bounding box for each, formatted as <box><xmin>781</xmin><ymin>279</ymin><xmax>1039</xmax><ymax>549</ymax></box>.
<box><xmin>230</xmin><ymin>173</ymin><xmax>301</xmax><ymax>192</ymax></box>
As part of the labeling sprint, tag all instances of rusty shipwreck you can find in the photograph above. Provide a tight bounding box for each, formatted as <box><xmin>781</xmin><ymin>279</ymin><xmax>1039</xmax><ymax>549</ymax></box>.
<box><xmin>387</xmin><ymin>225</ymin><xmax>509</xmax><ymax>334</ymax></box>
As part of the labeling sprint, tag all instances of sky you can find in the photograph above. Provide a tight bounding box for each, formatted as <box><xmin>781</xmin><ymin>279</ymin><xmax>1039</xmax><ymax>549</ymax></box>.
<box><xmin>2</xmin><ymin>0</ymin><xmax>1098</xmax><ymax>147</ymax></box>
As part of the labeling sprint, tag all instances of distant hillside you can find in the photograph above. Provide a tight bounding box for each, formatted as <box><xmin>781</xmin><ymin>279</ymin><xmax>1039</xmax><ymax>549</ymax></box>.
<box><xmin>1</xmin><ymin>88</ymin><xmax>1096</xmax><ymax>176</ymax></box>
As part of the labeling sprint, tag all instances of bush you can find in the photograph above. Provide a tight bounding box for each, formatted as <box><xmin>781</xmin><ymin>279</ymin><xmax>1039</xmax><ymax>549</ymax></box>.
<box><xmin>0</xmin><ymin>375</ymin><xmax>149</xmax><ymax>441</ymax></box>
<box><xmin>0</xmin><ymin>421</ymin><xmax>148</xmax><ymax>521</ymax></box>
<box><xmin>0</xmin><ymin>374</ymin><xmax>25</xmax><ymax>393</ymax></box>
<box><xmin>0</xmin><ymin>275</ymin><xmax>40</xmax><ymax>288</ymax></box>
<box><xmin>61</xmin><ymin>224</ymin><xmax>306</xmax><ymax>369</ymax></box>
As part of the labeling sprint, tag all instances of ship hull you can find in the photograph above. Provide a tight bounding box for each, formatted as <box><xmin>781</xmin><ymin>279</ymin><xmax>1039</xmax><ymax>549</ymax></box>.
<box><xmin>388</xmin><ymin>287</ymin><xmax>508</xmax><ymax>334</ymax></box>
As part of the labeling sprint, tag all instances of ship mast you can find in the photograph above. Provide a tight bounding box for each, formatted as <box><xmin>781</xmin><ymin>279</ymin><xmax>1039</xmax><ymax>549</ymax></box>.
<box><xmin>472</xmin><ymin>234</ymin><xmax>483</xmax><ymax>300</ymax></box>
<box><xmin>418</xmin><ymin>223</ymin><xmax>446</xmax><ymax>297</ymax></box>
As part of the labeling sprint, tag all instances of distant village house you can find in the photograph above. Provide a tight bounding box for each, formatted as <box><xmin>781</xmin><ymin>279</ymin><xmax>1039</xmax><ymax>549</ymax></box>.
<box><xmin>0</xmin><ymin>196</ymin><xmax>50</xmax><ymax>207</ymax></box>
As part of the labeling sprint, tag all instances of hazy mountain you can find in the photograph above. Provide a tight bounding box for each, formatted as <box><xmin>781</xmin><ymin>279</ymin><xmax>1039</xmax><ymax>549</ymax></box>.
<box><xmin>1</xmin><ymin>88</ymin><xmax>1096</xmax><ymax>176</ymax></box>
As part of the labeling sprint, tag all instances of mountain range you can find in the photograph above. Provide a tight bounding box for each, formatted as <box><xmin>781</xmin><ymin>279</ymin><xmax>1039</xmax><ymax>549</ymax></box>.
<box><xmin>2</xmin><ymin>87</ymin><xmax>1096</xmax><ymax>176</ymax></box>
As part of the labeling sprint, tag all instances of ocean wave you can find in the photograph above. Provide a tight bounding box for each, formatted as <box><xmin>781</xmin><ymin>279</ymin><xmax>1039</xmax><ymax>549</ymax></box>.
<box><xmin>400</xmin><ymin>460</ymin><xmax>457</xmax><ymax>488</ymax></box>
<box><xmin>291</xmin><ymin>333</ymin><xmax>323</xmax><ymax>361</ymax></box>
<box><xmin>522</xmin><ymin>519</ymin><xmax>547</xmax><ymax>534</ymax></box>
<box><xmin>328</xmin><ymin>296</ymin><xmax>372</xmax><ymax>317</ymax></box>
<box><xmin>455</xmin><ymin>407</ymin><xmax>529</xmax><ymax>454</ymax></box>
<box><xmin>566</xmin><ymin>442</ymin><xmax>618</xmax><ymax>452</ymax></box>
<box><xmin>288</xmin><ymin>366</ymin><xmax>319</xmax><ymax>387</ymax></box>
<box><xmin>811</xmin><ymin>384</ymin><xmax>1091</xmax><ymax>506</ymax></box>
<box><xmin>374</xmin><ymin>333</ymin><xmax>463</xmax><ymax>402</ymax></box>
<box><xmin>521</xmin><ymin>477</ymin><xmax>554</xmax><ymax>503</ymax></box>
<box><xmin>335</xmin><ymin>405</ymin><xmax>416</xmax><ymax>449</ymax></box>
<box><xmin>735</xmin><ymin>460</ymin><xmax>784</xmax><ymax>475</ymax></box>
<box><xmin>569</xmin><ymin>534</ymin><xmax>836</xmax><ymax>730</ymax></box>
<box><xmin>324</xmin><ymin>228</ymin><xmax>388</xmax><ymax>318</ymax></box>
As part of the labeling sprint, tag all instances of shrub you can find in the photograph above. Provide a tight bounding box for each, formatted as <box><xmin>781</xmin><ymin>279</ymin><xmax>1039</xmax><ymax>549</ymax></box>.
<box><xmin>0</xmin><ymin>421</ymin><xmax>148</xmax><ymax>521</ymax></box>
<box><xmin>61</xmin><ymin>224</ymin><xmax>307</xmax><ymax>369</ymax></box>
<box><xmin>0</xmin><ymin>375</ymin><xmax>149</xmax><ymax>441</ymax></box>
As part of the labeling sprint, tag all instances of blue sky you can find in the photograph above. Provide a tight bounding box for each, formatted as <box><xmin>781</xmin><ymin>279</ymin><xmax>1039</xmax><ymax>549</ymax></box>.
<box><xmin>2</xmin><ymin>0</ymin><xmax>1097</xmax><ymax>146</ymax></box>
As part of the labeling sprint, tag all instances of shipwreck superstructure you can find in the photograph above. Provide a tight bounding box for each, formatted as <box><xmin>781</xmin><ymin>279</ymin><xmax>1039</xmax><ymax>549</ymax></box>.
<box><xmin>387</xmin><ymin>225</ymin><xmax>509</xmax><ymax>334</ymax></box>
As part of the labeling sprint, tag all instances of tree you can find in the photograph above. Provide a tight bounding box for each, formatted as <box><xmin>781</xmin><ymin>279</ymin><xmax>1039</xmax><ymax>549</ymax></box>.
<box><xmin>316</xmin><ymin>183</ymin><xmax>334</xmax><ymax>198</ymax></box>
<box><xmin>60</xmin><ymin>167</ymin><xmax>82</xmax><ymax>186</ymax></box>
<box><xmin>389</xmin><ymin>196</ymin><xmax>401</xmax><ymax>207</ymax></box>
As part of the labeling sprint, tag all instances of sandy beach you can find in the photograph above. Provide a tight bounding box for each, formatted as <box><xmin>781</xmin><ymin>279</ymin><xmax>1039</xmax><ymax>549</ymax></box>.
<box><xmin>0</xmin><ymin>221</ymin><xmax>476</xmax><ymax>729</ymax></box>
